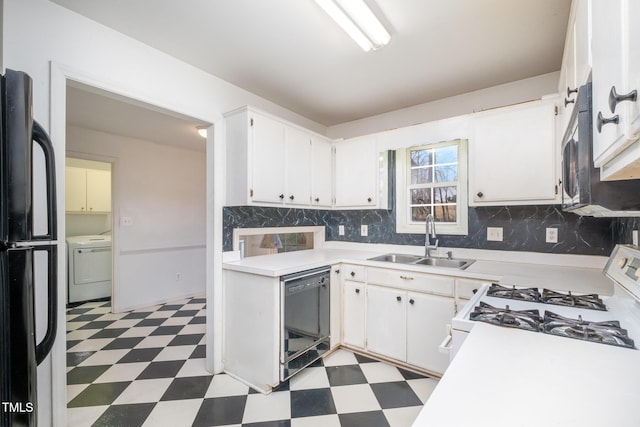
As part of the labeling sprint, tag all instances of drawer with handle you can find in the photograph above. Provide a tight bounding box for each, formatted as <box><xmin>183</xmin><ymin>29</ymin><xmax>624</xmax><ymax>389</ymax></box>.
<box><xmin>366</xmin><ymin>267</ymin><xmax>454</xmax><ymax>296</ymax></box>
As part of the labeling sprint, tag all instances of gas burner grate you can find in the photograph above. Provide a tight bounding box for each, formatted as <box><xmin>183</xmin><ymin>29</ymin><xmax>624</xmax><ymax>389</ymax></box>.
<box><xmin>486</xmin><ymin>284</ymin><xmax>541</xmax><ymax>302</ymax></box>
<box><xmin>542</xmin><ymin>311</ymin><xmax>635</xmax><ymax>349</ymax></box>
<box><xmin>470</xmin><ymin>302</ymin><xmax>541</xmax><ymax>332</ymax></box>
<box><xmin>541</xmin><ymin>289</ymin><xmax>607</xmax><ymax>311</ymax></box>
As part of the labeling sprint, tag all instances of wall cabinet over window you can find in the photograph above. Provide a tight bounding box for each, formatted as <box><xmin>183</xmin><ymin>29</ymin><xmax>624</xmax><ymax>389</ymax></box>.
<box><xmin>225</xmin><ymin>106</ymin><xmax>333</xmax><ymax>208</ymax></box>
<box><xmin>334</xmin><ymin>136</ymin><xmax>378</xmax><ymax>208</ymax></box>
<box><xmin>469</xmin><ymin>99</ymin><xmax>559</xmax><ymax>206</ymax></box>
<box><xmin>65</xmin><ymin>166</ymin><xmax>111</xmax><ymax>213</ymax></box>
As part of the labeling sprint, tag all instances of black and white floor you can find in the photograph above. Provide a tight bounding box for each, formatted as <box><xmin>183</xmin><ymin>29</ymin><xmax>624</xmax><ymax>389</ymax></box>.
<box><xmin>66</xmin><ymin>297</ymin><xmax>438</xmax><ymax>426</ymax></box>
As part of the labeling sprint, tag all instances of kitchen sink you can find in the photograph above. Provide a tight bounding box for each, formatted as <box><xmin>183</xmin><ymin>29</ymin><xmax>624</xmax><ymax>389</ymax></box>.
<box><xmin>368</xmin><ymin>253</ymin><xmax>475</xmax><ymax>270</ymax></box>
<box><xmin>368</xmin><ymin>253</ymin><xmax>424</xmax><ymax>263</ymax></box>
<box><xmin>413</xmin><ymin>257</ymin><xmax>475</xmax><ymax>269</ymax></box>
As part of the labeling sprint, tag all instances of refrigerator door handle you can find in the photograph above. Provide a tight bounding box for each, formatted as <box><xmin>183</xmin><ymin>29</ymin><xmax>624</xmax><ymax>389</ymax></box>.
<box><xmin>31</xmin><ymin>120</ymin><xmax>57</xmax><ymax>241</ymax></box>
<box><xmin>34</xmin><ymin>244</ymin><xmax>57</xmax><ymax>365</ymax></box>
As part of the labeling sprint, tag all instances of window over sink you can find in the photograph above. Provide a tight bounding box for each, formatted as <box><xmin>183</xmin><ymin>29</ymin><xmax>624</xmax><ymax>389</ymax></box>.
<box><xmin>395</xmin><ymin>139</ymin><xmax>468</xmax><ymax>235</ymax></box>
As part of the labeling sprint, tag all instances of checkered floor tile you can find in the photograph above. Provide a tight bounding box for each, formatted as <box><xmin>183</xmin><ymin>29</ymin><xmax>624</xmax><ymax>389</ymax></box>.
<box><xmin>67</xmin><ymin>297</ymin><xmax>438</xmax><ymax>426</ymax></box>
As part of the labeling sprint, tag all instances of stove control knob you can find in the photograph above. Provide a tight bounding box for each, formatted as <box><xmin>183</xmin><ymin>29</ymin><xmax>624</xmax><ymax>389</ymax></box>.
<box><xmin>616</xmin><ymin>257</ymin><xmax>628</xmax><ymax>268</ymax></box>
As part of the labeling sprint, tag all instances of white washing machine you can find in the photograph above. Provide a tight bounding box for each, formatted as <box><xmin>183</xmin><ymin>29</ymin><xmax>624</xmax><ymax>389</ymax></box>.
<box><xmin>67</xmin><ymin>235</ymin><xmax>112</xmax><ymax>303</ymax></box>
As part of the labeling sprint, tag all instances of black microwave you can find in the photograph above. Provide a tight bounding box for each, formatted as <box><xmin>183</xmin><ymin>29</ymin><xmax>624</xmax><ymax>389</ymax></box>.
<box><xmin>561</xmin><ymin>82</ymin><xmax>640</xmax><ymax>216</ymax></box>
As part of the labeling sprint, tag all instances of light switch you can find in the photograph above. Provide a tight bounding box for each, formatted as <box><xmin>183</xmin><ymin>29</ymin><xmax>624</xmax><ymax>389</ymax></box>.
<box><xmin>360</xmin><ymin>225</ymin><xmax>368</xmax><ymax>237</ymax></box>
<box><xmin>339</xmin><ymin>225</ymin><xmax>345</xmax><ymax>236</ymax></box>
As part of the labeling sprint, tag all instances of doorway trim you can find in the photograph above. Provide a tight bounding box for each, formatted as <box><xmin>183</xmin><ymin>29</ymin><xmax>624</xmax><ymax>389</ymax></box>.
<box><xmin>50</xmin><ymin>61</ymin><xmax>221</xmax><ymax>427</ymax></box>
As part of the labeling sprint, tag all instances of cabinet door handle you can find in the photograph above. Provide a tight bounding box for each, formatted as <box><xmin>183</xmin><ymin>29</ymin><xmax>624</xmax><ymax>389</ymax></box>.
<box><xmin>567</xmin><ymin>86</ymin><xmax>578</xmax><ymax>97</ymax></box>
<box><xmin>314</xmin><ymin>197</ymin><xmax>320</xmax><ymax>202</ymax></box>
<box><xmin>396</xmin><ymin>296</ymin><xmax>402</xmax><ymax>302</ymax></box>
<box><xmin>279</xmin><ymin>194</ymin><xmax>285</xmax><ymax>199</ymax></box>
<box><xmin>609</xmin><ymin>86</ymin><xmax>638</xmax><ymax>113</ymax></box>
<box><xmin>335</xmin><ymin>269</ymin><xmax>340</xmax><ymax>274</ymax></box>
<box><xmin>400</xmin><ymin>275</ymin><xmax>414</xmax><ymax>280</ymax></box>
<box><xmin>350</xmin><ymin>271</ymin><xmax>356</xmax><ymax>277</ymax></box>
<box><xmin>564</xmin><ymin>98</ymin><xmax>575</xmax><ymax>107</ymax></box>
<box><xmin>476</xmin><ymin>191</ymin><xmax>483</xmax><ymax>198</ymax></box>
<box><xmin>289</xmin><ymin>195</ymin><xmax>295</xmax><ymax>201</ymax></box>
<box><xmin>355</xmin><ymin>288</ymin><xmax>360</xmax><ymax>294</ymax></box>
<box><xmin>409</xmin><ymin>298</ymin><xmax>415</xmax><ymax>305</ymax></box>
<box><xmin>367</xmin><ymin>197</ymin><xmax>372</xmax><ymax>203</ymax></box>
<box><xmin>596</xmin><ymin>111</ymin><xmax>620</xmax><ymax>133</ymax></box>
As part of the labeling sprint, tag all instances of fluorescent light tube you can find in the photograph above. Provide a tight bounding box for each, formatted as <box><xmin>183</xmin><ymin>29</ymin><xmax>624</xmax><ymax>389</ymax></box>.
<box><xmin>315</xmin><ymin>0</ymin><xmax>390</xmax><ymax>52</ymax></box>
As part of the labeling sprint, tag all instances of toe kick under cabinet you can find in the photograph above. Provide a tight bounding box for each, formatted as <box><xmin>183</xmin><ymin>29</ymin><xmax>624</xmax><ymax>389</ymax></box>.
<box><xmin>341</xmin><ymin>266</ymin><xmax>457</xmax><ymax>376</ymax></box>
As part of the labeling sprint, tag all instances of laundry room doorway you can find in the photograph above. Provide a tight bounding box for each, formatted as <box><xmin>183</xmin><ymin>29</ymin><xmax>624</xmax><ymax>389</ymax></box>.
<box><xmin>65</xmin><ymin>157</ymin><xmax>114</xmax><ymax>309</ymax></box>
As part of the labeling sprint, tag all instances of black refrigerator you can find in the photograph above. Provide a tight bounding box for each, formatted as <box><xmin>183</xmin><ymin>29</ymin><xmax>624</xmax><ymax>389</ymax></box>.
<box><xmin>0</xmin><ymin>69</ymin><xmax>58</xmax><ymax>426</ymax></box>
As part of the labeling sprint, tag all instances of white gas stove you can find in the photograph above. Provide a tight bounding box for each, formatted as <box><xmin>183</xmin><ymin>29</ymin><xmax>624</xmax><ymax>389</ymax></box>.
<box><xmin>449</xmin><ymin>245</ymin><xmax>640</xmax><ymax>360</ymax></box>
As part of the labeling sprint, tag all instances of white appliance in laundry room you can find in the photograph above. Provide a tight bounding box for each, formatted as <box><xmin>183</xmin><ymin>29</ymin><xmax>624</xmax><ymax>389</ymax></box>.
<box><xmin>67</xmin><ymin>235</ymin><xmax>112</xmax><ymax>303</ymax></box>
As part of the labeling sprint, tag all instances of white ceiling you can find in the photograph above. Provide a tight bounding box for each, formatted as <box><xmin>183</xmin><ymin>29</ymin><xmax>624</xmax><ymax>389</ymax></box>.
<box><xmin>52</xmin><ymin>0</ymin><xmax>571</xmax><ymax>128</ymax></box>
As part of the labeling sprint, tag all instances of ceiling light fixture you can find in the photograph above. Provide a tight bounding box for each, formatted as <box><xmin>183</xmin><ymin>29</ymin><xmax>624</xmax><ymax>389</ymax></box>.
<box><xmin>197</xmin><ymin>126</ymin><xmax>208</xmax><ymax>138</ymax></box>
<box><xmin>315</xmin><ymin>0</ymin><xmax>390</xmax><ymax>52</ymax></box>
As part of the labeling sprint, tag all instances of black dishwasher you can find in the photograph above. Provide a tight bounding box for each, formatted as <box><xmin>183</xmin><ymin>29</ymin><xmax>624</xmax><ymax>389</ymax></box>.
<box><xmin>280</xmin><ymin>266</ymin><xmax>331</xmax><ymax>381</ymax></box>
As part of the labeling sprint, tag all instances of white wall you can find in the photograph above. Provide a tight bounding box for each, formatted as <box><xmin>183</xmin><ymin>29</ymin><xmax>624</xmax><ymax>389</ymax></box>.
<box><xmin>67</xmin><ymin>126</ymin><xmax>206</xmax><ymax>310</ymax></box>
<box><xmin>65</xmin><ymin>213</ymin><xmax>111</xmax><ymax>237</ymax></box>
<box><xmin>327</xmin><ymin>71</ymin><xmax>560</xmax><ymax>139</ymax></box>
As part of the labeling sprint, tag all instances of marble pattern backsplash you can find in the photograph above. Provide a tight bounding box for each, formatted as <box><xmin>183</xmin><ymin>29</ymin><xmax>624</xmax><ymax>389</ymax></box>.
<box><xmin>223</xmin><ymin>205</ymin><xmax>619</xmax><ymax>256</ymax></box>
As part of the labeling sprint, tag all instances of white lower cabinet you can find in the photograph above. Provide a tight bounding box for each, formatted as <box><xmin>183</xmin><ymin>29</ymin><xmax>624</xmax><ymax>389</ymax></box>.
<box><xmin>342</xmin><ymin>267</ymin><xmax>457</xmax><ymax>376</ymax></box>
<box><xmin>342</xmin><ymin>280</ymin><xmax>366</xmax><ymax>349</ymax></box>
<box><xmin>405</xmin><ymin>291</ymin><xmax>455</xmax><ymax>374</ymax></box>
<box><xmin>366</xmin><ymin>285</ymin><xmax>407</xmax><ymax>361</ymax></box>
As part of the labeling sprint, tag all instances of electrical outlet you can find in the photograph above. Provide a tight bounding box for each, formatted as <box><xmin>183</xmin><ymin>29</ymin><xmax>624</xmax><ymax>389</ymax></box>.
<box><xmin>546</xmin><ymin>228</ymin><xmax>558</xmax><ymax>243</ymax></box>
<box><xmin>121</xmin><ymin>217</ymin><xmax>133</xmax><ymax>226</ymax></box>
<box><xmin>360</xmin><ymin>224</ymin><xmax>368</xmax><ymax>237</ymax></box>
<box><xmin>487</xmin><ymin>227</ymin><xmax>503</xmax><ymax>242</ymax></box>
<box><xmin>339</xmin><ymin>225</ymin><xmax>345</xmax><ymax>236</ymax></box>
<box><xmin>633</xmin><ymin>230</ymin><xmax>638</xmax><ymax>246</ymax></box>
<box><xmin>175</xmin><ymin>272</ymin><xmax>181</xmax><ymax>281</ymax></box>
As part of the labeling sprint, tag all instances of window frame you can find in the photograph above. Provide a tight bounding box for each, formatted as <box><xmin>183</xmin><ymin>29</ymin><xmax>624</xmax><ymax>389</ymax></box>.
<box><xmin>395</xmin><ymin>139</ymin><xmax>468</xmax><ymax>235</ymax></box>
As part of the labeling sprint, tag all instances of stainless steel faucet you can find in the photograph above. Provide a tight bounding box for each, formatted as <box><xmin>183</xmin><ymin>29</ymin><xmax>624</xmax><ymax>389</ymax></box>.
<box><xmin>425</xmin><ymin>214</ymin><xmax>438</xmax><ymax>258</ymax></box>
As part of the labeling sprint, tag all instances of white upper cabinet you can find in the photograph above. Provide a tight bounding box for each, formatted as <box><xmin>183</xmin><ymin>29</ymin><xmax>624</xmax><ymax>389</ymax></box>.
<box><xmin>469</xmin><ymin>99</ymin><xmax>559</xmax><ymax>206</ymax></box>
<box><xmin>224</xmin><ymin>106</ymin><xmax>333</xmax><ymax>208</ymax></box>
<box><xmin>65</xmin><ymin>166</ymin><xmax>111</xmax><ymax>213</ymax></box>
<box><xmin>251</xmin><ymin>112</ymin><xmax>287</xmax><ymax>204</ymax></box>
<box><xmin>558</xmin><ymin>0</ymin><xmax>591</xmax><ymax>132</ymax></box>
<box><xmin>626</xmin><ymin>0</ymin><xmax>640</xmax><ymax>142</ymax></box>
<box><xmin>284</xmin><ymin>126</ymin><xmax>312</xmax><ymax>206</ymax></box>
<box><xmin>591</xmin><ymin>0</ymin><xmax>640</xmax><ymax>179</ymax></box>
<box><xmin>334</xmin><ymin>136</ymin><xmax>378</xmax><ymax>208</ymax></box>
<box><xmin>591</xmin><ymin>0</ymin><xmax>627</xmax><ymax>166</ymax></box>
<box><xmin>310</xmin><ymin>136</ymin><xmax>333</xmax><ymax>207</ymax></box>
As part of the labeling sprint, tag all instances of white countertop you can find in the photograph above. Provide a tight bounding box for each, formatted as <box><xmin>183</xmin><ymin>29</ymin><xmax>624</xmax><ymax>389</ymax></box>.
<box><xmin>223</xmin><ymin>247</ymin><xmax>613</xmax><ymax>294</ymax></box>
<box><xmin>412</xmin><ymin>322</ymin><xmax>640</xmax><ymax>427</ymax></box>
